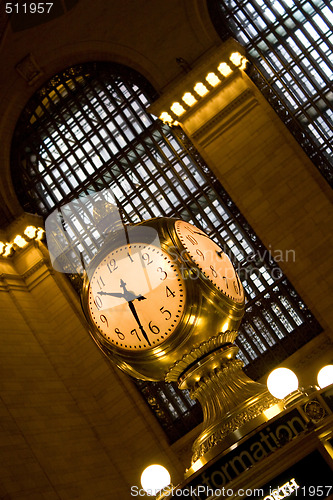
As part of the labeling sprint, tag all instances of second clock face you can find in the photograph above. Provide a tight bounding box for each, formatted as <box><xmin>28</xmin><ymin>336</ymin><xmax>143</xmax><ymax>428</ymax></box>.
<box><xmin>88</xmin><ymin>244</ymin><xmax>185</xmax><ymax>351</ymax></box>
<box><xmin>175</xmin><ymin>220</ymin><xmax>244</xmax><ymax>303</ymax></box>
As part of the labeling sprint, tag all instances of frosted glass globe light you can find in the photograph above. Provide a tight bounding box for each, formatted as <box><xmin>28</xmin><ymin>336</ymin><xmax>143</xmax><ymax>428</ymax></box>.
<box><xmin>267</xmin><ymin>368</ymin><xmax>298</xmax><ymax>399</ymax></box>
<box><xmin>141</xmin><ymin>464</ymin><xmax>171</xmax><ymax>496</ymax></box>
<box><xmin>317</xmin><ymin>365</ymin><xmax>333</xmax><ymax>388</ymax></box>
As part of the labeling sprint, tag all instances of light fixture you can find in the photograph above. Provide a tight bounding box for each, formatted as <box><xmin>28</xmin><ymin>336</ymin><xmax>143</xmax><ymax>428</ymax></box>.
<box><xmin>14</xmin><ymin>235</ymin><xmax>28</xmax><ymax>248</ymax></box>
<box><xmin>0</xmin><ymin>225</ymin><xmax>45</xmax><ymax>258</ymax></box>
<box><xmin>140</xmin><ymin>464</ymin><xmax>171</xmax><ymax>496</ymax></box>
<box><xmin>229</xmin><ymin>51</ymin><xmax>243</xmax><ymax>66</ymax></box>
<box><xmin>267</xmin><ymin>367</ymin><xmax>299</xmax><ymax>399</ymax></box>
<box><xmin>239</xmin><ymin>57</ymin><xmax>248</xmax><ymax>70</ymax></box>
<box><xmin>317</xmin><ymin>365</ymin><xmax>333</xmax><ymax>388</ymax></box>
<box><xmin>24</xmin><ymin>225</ymin><xmax>38</xmax><ymax>239</ymax></box>
<box><xmin>155</xmin><ymin>52</ymin><xmax>244</xmax><ymax>125</ymax></box>
<box><xmin>3</xmin><ymin>243</ymin><xmax>13</xmax><ymax>257</ymax></box>
<box><xmin>36</xmin><ymin>228</ymin><xmax>45</xmax><ymax>240</ymax></box>
<box><xmin>159</xmin><ymin>112</ymin><xmax>173</xmax><ymax>125</ymax></box>
<box><xmin>170</xmin><ymin>102</ymin><xmax>186</xmax><ymax>116</ymax></box>
<box><xmin>182</xmin><ymin>92</ymin><xmax>197</xmax><ymax>106</ymax></box>
<box><xmin>206</xmin><ymin>72</ymin><xmax>221</xmax><ymax>87</ymax></box>
<box><xmin>193</xmin><ymin>82</ymin><xmax>209</xmax><ymax>97</ymax></box>
<box><xmin>217</xmin><ymin>62</ymin><xmax>232</xmax><ymax>77</ymax></box>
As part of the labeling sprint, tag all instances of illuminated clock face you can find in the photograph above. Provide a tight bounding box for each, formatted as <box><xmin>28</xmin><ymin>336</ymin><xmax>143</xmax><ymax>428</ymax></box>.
<box><xmin>175</xmin><ymin>220</ymin><xmax>244</xmax><ymax>303</ymax></box>
<box><xmin>87</xmin><ymin>244</ymin><xmax>185</xmax><ymax>350</ymax></box>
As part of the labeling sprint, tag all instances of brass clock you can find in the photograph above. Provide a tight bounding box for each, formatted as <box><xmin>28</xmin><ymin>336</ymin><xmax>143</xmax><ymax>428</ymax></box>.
<box><xmin>87</xmin><ymin>243</ymin><xmax>186</xmax><ymax>351</ymax></box>
<box><xmin>81</xmin><ymin>217</ymin><xmax>245</xmax><ymax>381</ymax></box>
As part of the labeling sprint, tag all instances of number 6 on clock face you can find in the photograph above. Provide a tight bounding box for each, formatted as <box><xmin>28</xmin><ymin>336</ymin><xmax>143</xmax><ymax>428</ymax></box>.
<box><xmin>87</xmin><ymin>244</ymin><xmax>186</xmax><ymax>351</ymax></box>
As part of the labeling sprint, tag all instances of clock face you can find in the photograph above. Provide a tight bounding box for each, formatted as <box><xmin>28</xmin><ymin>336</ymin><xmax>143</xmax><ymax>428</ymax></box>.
<box><xmin>175</xmin><ymin>220</ymin><xmax>244</xmax><ymax>303</ymax></box>
<box><xmin>87</xmin><ymin>244</ymin><xmax>185</xmax><ymax>351</ymax></box>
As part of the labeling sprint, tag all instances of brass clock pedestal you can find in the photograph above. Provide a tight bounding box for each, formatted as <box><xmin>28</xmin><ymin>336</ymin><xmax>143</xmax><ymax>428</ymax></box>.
<box><xmin>166</xmin><ymin>336</ymin><xmax>276</xmax><ymax>467</ymax></box>
<box><xmin>80</xmin><ymin>211</ymin><xmax>276</xmax><ymax>481</ymax></box>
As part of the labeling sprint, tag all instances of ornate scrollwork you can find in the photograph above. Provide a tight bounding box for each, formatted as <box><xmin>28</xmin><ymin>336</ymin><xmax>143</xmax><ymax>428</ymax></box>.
<box><xmin>165</xmin><ymin>330</ymin><xmax>238</xmax><ymax>382</ymax></box>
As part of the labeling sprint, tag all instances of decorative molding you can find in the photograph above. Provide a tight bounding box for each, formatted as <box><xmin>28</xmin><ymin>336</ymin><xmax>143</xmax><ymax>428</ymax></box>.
<box><xmin>148</xmin><ymin>39</ymin><xmax>247</xmax><ymax>125</ymax></box>
<box><xmin>15</xmin><ymin>53</ymin><xmax>43</xmax><ymax>85</ymax></box>
<box><xmin>293</xmin><ymin>336</ymin><xmax>333</xmax><ymax>371</ymax></box>
<box><xmin>191</xmin><ymin>88</ymin><xmax>257</xmax><ymax>147</ymax></box>
<box><xmin>22</xmin><ymin>259</ymin><xmax>46</xmax><ymax>280</ymax></box>
<box><xmin>191</xmin><ymin>394</ymin><xmax>275</xmax><ymax>463</ymax></box>
<box><xmin>165</xmin><ymin>330</ymin><xmax>238</xmax><ymax>382</ymax></box>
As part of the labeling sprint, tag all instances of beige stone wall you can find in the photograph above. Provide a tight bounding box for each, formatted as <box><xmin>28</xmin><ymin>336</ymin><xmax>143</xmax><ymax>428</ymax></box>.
<box><xmin>0</xmin><ymin>240</ymin><xmax>185</xmax><ymax>498</ymax></box>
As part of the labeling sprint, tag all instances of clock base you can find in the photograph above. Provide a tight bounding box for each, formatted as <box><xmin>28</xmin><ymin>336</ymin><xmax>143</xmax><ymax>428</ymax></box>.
<box><xmin>177</xmin><ymin>342</ymin><xmax>277</xmax><ymax>466</ymax></box>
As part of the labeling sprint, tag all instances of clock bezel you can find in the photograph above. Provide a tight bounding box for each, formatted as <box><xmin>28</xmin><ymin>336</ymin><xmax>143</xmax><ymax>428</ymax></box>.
<box><xmin>85</xmin><ymin>242</ymin><xmax>188</xmax><ymax>352</ymax></box>
<box><xmin>169</xmin><ymin>219</ymin><xmax>245</xmax><ymax>307</ymax></box>
<box><xmin>81</xmin><ymin>223</ymin><xmax>203</xmax><ymax>379</ymax></box>
<box><xmin>81</xmin><ymin>217</ymin><xmax>245</xmax><ymax>381</ymax></box>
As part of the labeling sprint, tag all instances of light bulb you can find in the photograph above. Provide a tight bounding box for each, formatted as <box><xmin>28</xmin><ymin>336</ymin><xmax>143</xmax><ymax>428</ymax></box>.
<box><xmin>217</xmin><ymin>62</ymin><xmax>232</xmax><ymax>77</ymax></box>
<box><xmin>141</xmin><ymin>464</ymin><xmax>171</xmax><ymax>496</ymax></box>
<box><xmin>170</xmin><ymin>102</ymin><xmax>185</xmax><ymax>116</ymax></box>
<box><xmin>267</xmin><ymin>367</ymin><xmax>298</xmax><ymax>399</ymax></box>
<box><xmin>317</xmin><ymin>365</ymin><xmax>333</xmax><ymax>388</ymax></box>
<box><xmin>14</xmin><ymin>235</ymin><xmax>28</xmax><ymax>248</ymax></box>
<box><xmin>182</xmin><ymin>92</ymin><xmax>197</xmax><ymax>106</ymax></box>
<box><xmin>24</xmin><ymin>225</ymin><xmax>38</xmax><ymax>239</ymax></box>
<box><xmin>193</xmin><ymin>82</ymin><xmax>209</xmax><ymax>97</ymax></box>
<box><xmin>159</xmin><ymin>112</ymin><xmax>173</xmax><ymax>125</ymax></box>
<box><xmin>230</xmin><ymin>51</ymin><xmax>243</xmax><ymax>66</ymax></box>
<box><xmin>206</xmin><ymin>72</ymin><xmax>220</xmax><ymax>87</ymax></box>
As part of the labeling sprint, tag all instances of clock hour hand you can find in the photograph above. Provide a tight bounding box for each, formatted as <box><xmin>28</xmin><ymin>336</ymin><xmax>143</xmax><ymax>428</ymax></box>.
<box><xmin>97</xmin><ymin>289</ymin><xmax>146</xmax><ymax>302</ymax></box>
<box><xmin>119</xmin><ymin>279</ymin><xmax>146</xmax><ymax>302</ymax></box>
<box><xmin>97</xmin><ymin>291</ymin><xmax>124</xmax><ymax>298</ymax></box>
<box><xmin>193</xmin><ymin>230</ymin><xmax>210</xmax><ymax>238</ymax></box>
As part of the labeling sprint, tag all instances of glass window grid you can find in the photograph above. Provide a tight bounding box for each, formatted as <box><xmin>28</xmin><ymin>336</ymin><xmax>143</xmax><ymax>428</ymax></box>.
<box><xmin>209</xmin><ymin>0</ymin><xmax>333</xmax><ymax>187</ymax></box>
<box><xmin>11</xmin><ymin>62</ymin><xmax>322</xmax><ymax>442</ymax></box>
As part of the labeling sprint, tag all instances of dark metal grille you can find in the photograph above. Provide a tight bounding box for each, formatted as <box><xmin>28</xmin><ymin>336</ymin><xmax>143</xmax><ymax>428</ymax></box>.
<box><xmin>208</xmin><ymin>0</ymin><xmax>333</xmax><ymax>187</ymax></box>
<box><xmin>11</xmin><ymin>62</ymin><xmax>322</xmax><ymax>442</ymax></box>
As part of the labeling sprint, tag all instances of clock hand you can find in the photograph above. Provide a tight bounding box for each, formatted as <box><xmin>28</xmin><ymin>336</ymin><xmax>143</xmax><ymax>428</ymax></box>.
<box><xmin>193</xmin><ymin>231</ymin><xmax>210</xmax><ymax>238</ymax></box>
<box><xmin>127</xmin><ymin>300</ymin><xmax>151</xmax><ymax>346</ymax></box>
<box><xmin>97</xmin><ymin>285</ymin><xmax>147</xmax><ymax>302</ymax></box>
<box><xmin>119</xmin><ymin>279</ymin><xmax>150</xmax><ymax>345</ymax></box>
<box><xmin>97</xmin><ymin>291</ymin><xmax>124</xmax><ymax>298</ymax></box>
<box><xmin>119</xmin><ymin>279</ymin><xmax>146</xmax><ymax>302</ymax></box>
<box><xmin>192</xmin><ymin>231</ymin><xmax>224</xmax><ymax>258</ymax></box>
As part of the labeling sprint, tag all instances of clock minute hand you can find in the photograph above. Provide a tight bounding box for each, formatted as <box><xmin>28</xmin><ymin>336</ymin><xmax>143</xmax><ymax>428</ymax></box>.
<box><xmin>119</xmin><ymin>279</ymin><xmax>151</xmax><ymax>346</ymax></box>
<box><xmin>127</xmin><ymin>300</ymin><xmax>151</xmax><ymax>346</ymax></box>
<box><xmin>193</xmin><ymin>231</ymin><xmax>224</xmax><ymax>258</ymax></box>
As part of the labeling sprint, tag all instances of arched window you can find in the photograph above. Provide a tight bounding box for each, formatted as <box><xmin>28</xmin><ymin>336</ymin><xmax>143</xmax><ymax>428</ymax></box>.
<box><xmin>11</xmin><ymin>61</ymin><xmax>321</xmax><ymax>442</ymax></box>
<box><xmin>208</xmin><ymin>0</ymin><xmax>333</xmax><ymax>187</ymax></box>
